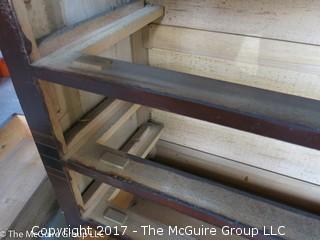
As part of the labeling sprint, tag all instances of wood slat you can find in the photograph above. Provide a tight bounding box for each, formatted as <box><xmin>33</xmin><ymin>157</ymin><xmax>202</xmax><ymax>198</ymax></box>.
<box><xmin>83</xmin><ymin>5</ymin><xmax>163</xmax><ymax>55</ymax></box>
<box><xmin>38</xmin><ymin>5</ymin><xmax>163</xmax><ymax>64</ymax></box>
<box><xmin>38</xmin><ymin>0</ymin><xmax>145</xmax><ymax>57</ymax></box>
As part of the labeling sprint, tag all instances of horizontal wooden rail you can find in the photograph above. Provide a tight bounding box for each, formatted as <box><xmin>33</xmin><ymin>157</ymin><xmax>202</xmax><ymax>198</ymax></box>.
<box><xmin>67</xmin><ymin>146</ymin><xmax>320</xmax><ymax>240</ymax></box>
<box><xmin>36</xmin><ymin>4</ymin><xmax>163</xmax><ymax>62</ymax></box>
<box><xmin>38</xmin><ymin>0</ymin><xmax>145</xmax><ymax>56</ymax></box>
<box><xmin>82</xmin><ymin>5</ymin><xmax>163</xmax><ymax>55</ymax></box>
<box><xmin>32</xmin><ymin>54</ymin><xmax>320</xmax><ymax>150</ymax></box>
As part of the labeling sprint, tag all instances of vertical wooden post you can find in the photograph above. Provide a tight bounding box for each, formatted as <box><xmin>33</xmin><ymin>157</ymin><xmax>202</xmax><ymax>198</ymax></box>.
<box><xmin>0</xmin><ymin>0</ymin><xmax>81</xmax><ymax>226</ymax></box>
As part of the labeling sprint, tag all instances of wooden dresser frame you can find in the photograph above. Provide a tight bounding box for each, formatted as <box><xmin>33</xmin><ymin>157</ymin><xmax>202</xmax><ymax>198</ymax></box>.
<box><xmin>1</xmin><ymin>1</ymin><xmax>319</xmax><ymax>239</ymax></box>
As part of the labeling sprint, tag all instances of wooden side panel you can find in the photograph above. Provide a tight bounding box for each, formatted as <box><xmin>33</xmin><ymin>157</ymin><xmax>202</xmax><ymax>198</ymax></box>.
<box><xmin>147</xmin><ymin>0</ymin><xmax>320</xmax><ymax>45</ymax></box>
<box><xmin>60</xmin><ymin>0</ymin><xmax>132</xmax><ymax>26</ymax></box>
<box><xmin>53</xmin><ymin>84</ymin><xmax>83</xmax><ymax>131</ymax></box>
<box><xmin>23</xmin><ymin>0</ymin><xmax>64</xmax><ymax>39</ymax></box>
<box><xmin>77</xmin><ymin>37</ymin><xmax>133</xmax><ymax>118</ymax></box>
<box><xmin>146</xmin><ymin>20</ymin><xmax>320</xmax><ymax>190</ymax></box>
<box><xmin>149</xmin><ymin>48</ymin><xmax>320</xmax><ymax>101</ymax></box>
<box><xmin>131</xmin><ymin>28</ymin><xmax>149</xmax><ymax>64</ymax></box>
<box><xmin>152</xmin><ymin>109</ymin><xmax>320</xmax><ymax>186</ymax></box>
<box><xmin>146</xmin><ymin>25</ymin><xmax>320</xmax><ymax>100</ymax></box>
<box><xmin>143</xmin><ymin>0</ymin><xmax>320</xmax><ymax>174</ymax></box>
<box><xmin>146</xmin><ymin>24</ymin><xmax>320</xmax><ymax>75</ymax></box>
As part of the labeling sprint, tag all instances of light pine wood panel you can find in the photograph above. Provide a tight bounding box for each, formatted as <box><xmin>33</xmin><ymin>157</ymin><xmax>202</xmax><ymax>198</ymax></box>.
<box><xmin>24</xmin><ymin>0</ymin><xmax>64</xmax><ymax>39</ymax></box>
<box><xmin>60</xmin><ymin>0</ymin><xmax>132</xmax><ymax>26</ymax></box>
<box><xmin>147</xmin><ymin>0</ymin><xmax>320</xmax><ymax>45</ymax></box>
<box><xmin>146</xmin><ymin>24</ymin><xmax>320</xmax><ymax>75</ymax></box>
<box><xmin>149</xmin><ymin>48</ymin><xmax>320</xmax><ymax>101</ymax></box>
<box><xmin>96</xmin><ymin>104</ymin><xmax>141</xmax><ymax>145</ymax></box>
<box><xmin>152</xmin><ymin>109</ymin><xmax>320</xmax><ymax>186</ymax></box>
<box><xmin>155</xmin><ymin>141</ymin><xmax>320</xmax><ymax>211</ymax></box>
<box><xmin>78</xmin><ymin>37</ymin><xmax>133</xmax><ymax>116</ymax></box>
<box><xmin>54</xmin><ymin>84</ymin><xmax>83</xmax><ymax>131</ymax></box>
<box><xmin>131</xmin><ymin>28</ymin><xmax>149</xmax><ymax>64</ymax></box>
